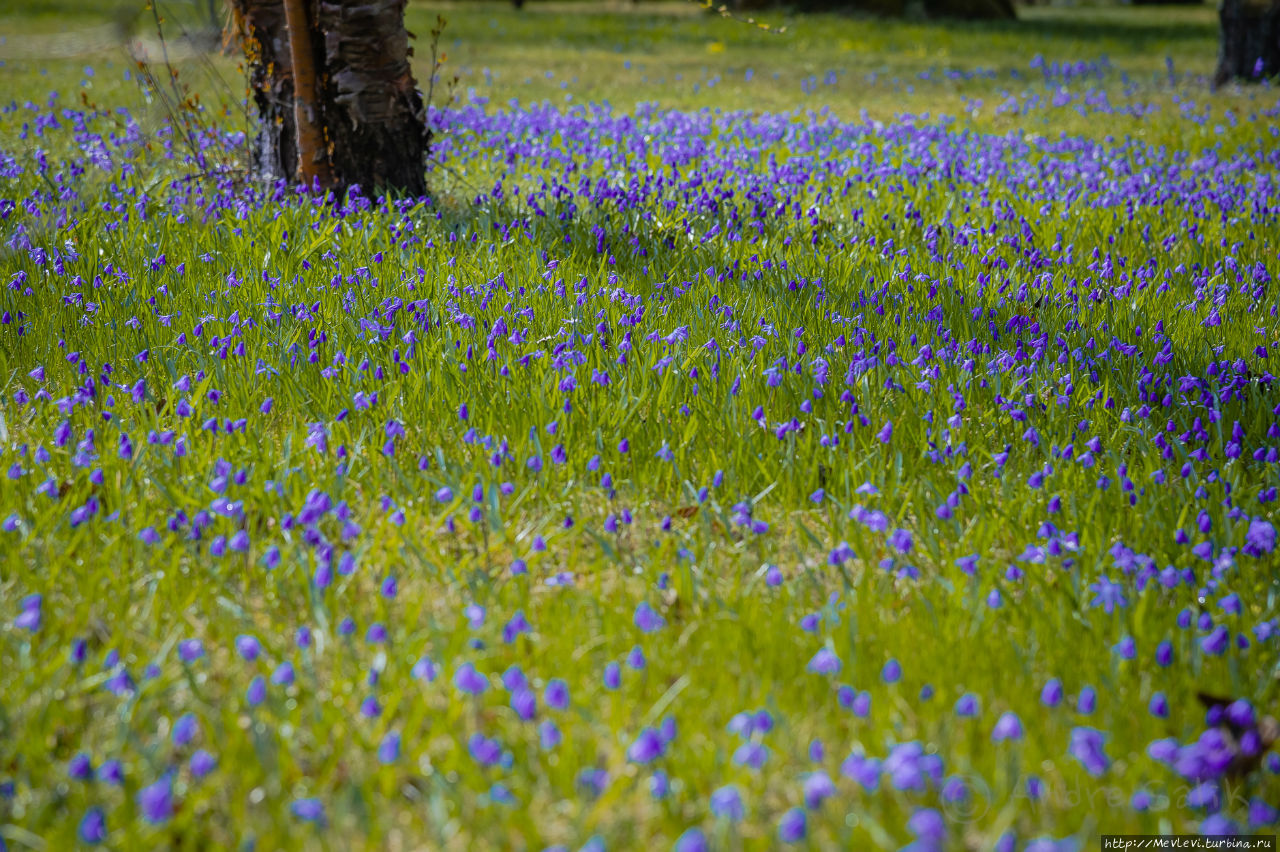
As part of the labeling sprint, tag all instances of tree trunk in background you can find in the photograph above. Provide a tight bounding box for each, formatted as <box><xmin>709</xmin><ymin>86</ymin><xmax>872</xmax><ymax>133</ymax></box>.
<box><xmin>282</xmin><ymin>0</ymin><xmax>334</xmax><ymax>186</ymax></box>
<box><xmin>232</xmin><ymin>0</ymin><xmax>297</xmax><ymax>184</ymax></box>
<box><xmin>317</xmin><ymin>0</ymin><xmax>428</xmax><ymax>196</ymax></box>
<box><xmin>1215</xmin><ymin>0</ymin><xmax>1280</xmax><ymax>87</ymax></box>
<box><xmin>230</xmin><ymin>0</ymin><xmax>428</xmax><ymax>196</ymax></box>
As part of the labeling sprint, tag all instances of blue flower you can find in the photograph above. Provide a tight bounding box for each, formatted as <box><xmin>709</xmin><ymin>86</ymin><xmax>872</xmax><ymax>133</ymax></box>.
<box><xmin>840</xmin><ymin>753</ymin><xmax>881</xmax><ymax>791</ymax></box>
<box><xmin>1244</xmin><ymin>519</ymin><xmax>1276</xmax><ymax>557</ymax></box>
<box><xmin>378</xmin><ymin>731</ymin><xmax>401</xmax><ymax>764</ymax></box>
<box><xmin>889</xmin><ymin>528</ymin><xmax>913</xmax><ymax>554</ymax></box>
<box><xmin>777</xmin><ymin>807</ymin><xmax>807</xmax><ymax>843</ymax></box>
<box><xmin>13</xmin><ymin>594</ymin><xmax>41</xmax><ymax>631</ymax></box>
<box><xmin>290</xmin><ymin>797</ymin><xmax>326</xmax><ymax>825</ymax></box>
<box><xmin>511</xmin><ymin>688</ymin><xmax>537</xmax><ymax>721</ymax></box>
<box><xmin>648</xmin><ymin>770</ymin><xmax>670</xmax><ymax>800</ymax></box>
<box><xmin>99</xmin><ymin>760</ymin><xmax>123</xmax><ymax>786</ymax></box>
<box><xmin>246</xmin><ymin>676</ymin><xmax>267</xmax><ymax>707</ymax></box>
<box><xmin>908</xmin><ymin>808</ymin><xmax>946</xmax><ymax>845</ymax></box>
<box><xmin>1088</xmin><ymin>576</ymin><xmax>1127</xmax><ymax>613</ymax></box>
<box><xmin>178</xmin><ymin>639</ymin><xmax>204</xmax><ymax>663</ymax></box>
<box><xmin>235</xmin><ymin>634</ymin><xmax>261</xmax><ymax>661</ymax></box>
<box><xmin>807</xmin><ymin>648</ymin><xmax>841</xmax><ymax>675</ymax></box>
<box><xmin>709</xmin><ymin>785</ymin><xmax>744</xmax><ymax>821</ymax></box>
<box><xmin>68</xmin><ymin>753</ymin><xmax>94</xmax><ymax>781</ymax></box>
<box><xmin>1200</xmin><ymin>626</ymin><xmax>1230</xmax><ymax>656</ymax></box>
<box><xmin>802</xmin><ymin>771</ymin><xmax>835</xmax><ymax>809</ymax></box>
<box><xmin>468</xmin><ymin>733</ymin><xmax>503</xmax><ymax>767</ymax></box>
<box><xmin>1041</xmin><ymin>678</ymin><xmax>1064</xmax><ymax>707</ymax></box>
<box><xmin>1249</xmin><ymin>798</ymin><xmax>1279</xmax><ymax>827</ymax></box>
<box><xmin>576</xmin><ymin>768</ymin><xmax>609</xmax><ymax>798</ymax></box>
<box><xmin>882</xmin><ymin>658</ymin><xmax>902</xmax><ymax>683</ymax></box>
<box><xmin>1201</xmin><ymin>814</ymin><xmax>1239</xmax><ymax>836</ymax></box>
<box><xmin>673</xmin><ymin>828</ymin><xmax>708</xmax><ymax>852</ymax></box>
<box><xmin>190</xmin><ymin>749</ymin><xmax>217</xmax><ymax>779</ymax></box>
<box><xmin>732</xmin><ymin>742</ymin><xmax>769</xmax><ymax>769</ymax></box>
<box><xmin>627</xmin><ymin>727</ymin><xmax>665</xmax><ymax>764</ymax></box>
<box><xmin>271</xmin><ymin>662</ymin><xmax>295</xmax><ymax>686</ymax></box>
<box><xmin>992</xmin><ymin>712</ymin><xmax>1024</xmax><ymax>742</ymax></box>
<box><xmin>454</xmin><ymin>662</ymin><xmax>489</xmax><ymax>696</ymax></box>
<box><xmin>412</xmin><ymin>656</ymin><xmax>439</xmax><ymax>682</ymax></box>
<box><xmin>1069</xmin><ymin>727</ymin><xmax>1110</xmax><ymax>777</ymax></box>
<box><xmin>78</xmin><ymin>807</ymin><xmax>107</xmax><ymax>844</ymax></box>
<box><xmin>171</xmin><ymin>711</ymin><xmax>198</xmax><ymax>741</ymax></box>
<box><xmin>634</xmin><ymin>602</ymin><xmax>666</xmax><ymax>633</ymax></box>
<box><xmin>545</xmin><ymin>678</ymin><xmax>570</xmax><ymax>710</ymax></box>
<box><xmin>138</xmin><ymin>774</ymin><xmax>174</xmax><ymax>824</ymax></box>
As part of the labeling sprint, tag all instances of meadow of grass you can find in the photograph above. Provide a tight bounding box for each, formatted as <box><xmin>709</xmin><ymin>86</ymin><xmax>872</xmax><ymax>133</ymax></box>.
<box><xmin>1</xmin><ymin>1</ymin><xmax>1279</xmax><ymax>850</ymax></box>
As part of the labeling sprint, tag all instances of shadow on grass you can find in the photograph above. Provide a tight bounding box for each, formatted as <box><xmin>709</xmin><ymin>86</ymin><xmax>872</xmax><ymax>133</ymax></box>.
<box><xmin>966</xmin><ymin>7</ymin><xmax>1217</xmax><ymax>46</ymax></box>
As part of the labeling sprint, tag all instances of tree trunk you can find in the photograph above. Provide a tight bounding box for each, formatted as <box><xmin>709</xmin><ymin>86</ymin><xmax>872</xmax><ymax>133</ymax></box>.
<box><xmin>232</xmin><ymin>0</ymin><xmax>297</xmax><ymax>184</ymax></box>
<box><xmin>1215</xmin><ymin>0</ymin><xmax>1280</xmax><ymax>87</ymax></box>
<box><xmin>230</xmin><ymin>0</ymin><xmax>429</xmax><ymax>196</ymax></box>
<box><xmin>282</xmin><ymin>0</ymin><xmax>333</xmax><ymax>187</ymax></box>
<box><xmin>317</xmin><ymin>0</ymin><xmax>428</xmax><ymax>196</ymax></box>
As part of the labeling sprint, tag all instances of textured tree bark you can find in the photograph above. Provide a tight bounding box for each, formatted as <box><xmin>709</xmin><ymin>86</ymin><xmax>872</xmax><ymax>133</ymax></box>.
<box><xmin>230</xmin><ymin>0</ymin><xmax>297</xmax><ymax>184</ymax></box>
<box><xmin>1215</xmin><ymin>0</ymin><xmax>1280</xmax><ymax>87</ymax></box>
<box><xmin>317</xmin><ymin>0</ymin><xmax>428</xmax><ymax>196</ymax></box>
<box><xmin>230</xmin><ymin>0</ymin><xmax>428</xmax><ymax>196</ymax></box>
<box><xmin>281</xmin><ymin>0</ymin><xmax>333</xmax><ymax>187</ymax></box>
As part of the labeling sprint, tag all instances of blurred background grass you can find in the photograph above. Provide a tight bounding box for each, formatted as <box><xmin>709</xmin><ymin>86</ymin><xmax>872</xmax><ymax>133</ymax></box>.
<box><xmin>1</xmin><ymin>0</ymin><xmax>1264</xmax><ymax>147</ymax></box>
